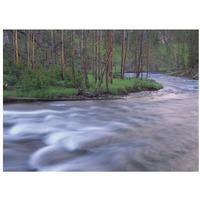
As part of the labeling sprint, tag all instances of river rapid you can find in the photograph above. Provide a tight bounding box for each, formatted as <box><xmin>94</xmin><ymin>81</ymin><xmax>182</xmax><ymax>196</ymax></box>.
<box><xmin>3</xmin><ymin>73</ymin><xmax>199</xmax><ymax>171</ymax></box>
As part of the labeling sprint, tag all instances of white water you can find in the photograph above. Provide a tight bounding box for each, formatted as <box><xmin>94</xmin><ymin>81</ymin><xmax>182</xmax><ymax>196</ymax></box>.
<box><xmin>3</xmin><ymin>73</ymin><xmax>199</xmax><ymax>171</ymax></box>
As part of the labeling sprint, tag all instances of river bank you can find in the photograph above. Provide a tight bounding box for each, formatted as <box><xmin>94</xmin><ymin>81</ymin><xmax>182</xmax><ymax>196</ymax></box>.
<box><xmin>166</xmin><ymin>68</ymin><xmax>199</xmax><ymax>80</ymax></box>
<box><xmin>3</xmin><ymin>75</ymin><xmax>163</xmax><ymax>103</ymax></box>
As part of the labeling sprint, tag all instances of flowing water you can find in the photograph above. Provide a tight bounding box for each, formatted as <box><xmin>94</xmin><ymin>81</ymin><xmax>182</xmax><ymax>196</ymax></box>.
<box><xmin>3</xmin><ymin>73</ymin><xmax>199</xmax><ymax>171</ymax></box>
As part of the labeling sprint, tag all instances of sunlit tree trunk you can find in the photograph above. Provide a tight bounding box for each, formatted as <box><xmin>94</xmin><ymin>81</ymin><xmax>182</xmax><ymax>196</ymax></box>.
<box><xmin>26</xmin><ymin>30</ymin><xmax>30</xmax><ymax>74</ymax></box>
<box><xmin>71</xmin><ymin>30</ymin><xmax>75</xmax><ymax>80</ymax></box>
<box><xmin>13</xmin><ymin>30</ymin><xmax>18</xmax><ymax>65</ymax></box>
<box><xmin>61</xmin><ymin>30</ymin><xmax>64</xmax><ymax>80</ymax></box>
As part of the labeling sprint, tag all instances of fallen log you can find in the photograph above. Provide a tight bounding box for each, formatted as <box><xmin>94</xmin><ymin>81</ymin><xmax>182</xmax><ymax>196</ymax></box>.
<box><xmin>4</xmin><ymin>96</ymin><xmax>124</xmax><ymax>103</ymax></box>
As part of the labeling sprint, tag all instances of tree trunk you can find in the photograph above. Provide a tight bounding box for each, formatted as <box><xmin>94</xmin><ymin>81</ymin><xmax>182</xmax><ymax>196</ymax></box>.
<box><xmin>146</xmin><ymin>42</ymin><xmax>149</xmax><ymax>78</ymax></box>
<box><xmin>51</xmin><ymin>30</ymin><xmax>54</xmax><ymax>72</ymax></box>
<box><xmin>26</xmin><ymin>30</ymin><xmax>30</xmax><ymax>74</ymax></box>
<box><xmin>64</xmin><ymin>31</ymin><xmax>68</xmax><ymax>71</ymax></box>
<box><xmin>98</xmin><ymin>30</ymin><xmax>101</xmax><ymax>81</ymax></box>
<box><xmin>79</xmin><ymin>30</ymin><xmax>83</xmax><ymax>70</ymax></box>
<box><xmin>13</xmin><ymin>30</ymin><xmax>18</xmax><ymax>65</ymax></box>
<box><xmin>124</xmin><ymin>31</ymin><xmax>128</xmax><ymax>73</ymax></box>
<box><xmin>35</xmin><ymin>31</ymin><xmax>38</xmax><ymax>69</ymax></box>
<box><xmin>95</xmin><ymin>30</ymin><xmax>98</xmax><ymax>83</ymax></box>
<box><xmin>61</xmin><ymin>30</ymin><xmax>64</xmax><ymax>80</ymax></box>
<box><xmin>121</xmin><ymin>30</ymin><xmax>125</xmax><ymax>79</ymax></box>
<box><xmin>83</xmin><ymin>30</ymin><xmax>88</xmax><ymax>88</ymax></box>
<box><xmin>43</xmin><ymin>31</ymin><xmax>46</xmax><ymax>67</ymax></box>
<box><xmin>136</xmin><ymin>30</ymin><xmax>144</xmax><ymax>78</ymax></box>
<box><xmin>71</xmin><ymin>30</ymin><xmax>75</xmax><ymax>80</ymax></box>
<box><xmin>134</xmin><ymin>30</ymin><xmax>138</xmax><ymax>76</ymax></box>
<box><xmin>54</xmin><ymin>30</ymin><xmax>57</xmax><ymax>65</ymax></box>
<box><xmin>32</xmin><ymin>31</ymin><xmax>35</xmax><ymax>70</ymax></box>
<box><xmin>110</xmin><ymin>30</ymin><xmax>114</xmax><ymax>84</ymax></box>
<box><xmin>92</xmin><ymin>31</ymin><xmax>95</xmax><ymax>76</ymax></box>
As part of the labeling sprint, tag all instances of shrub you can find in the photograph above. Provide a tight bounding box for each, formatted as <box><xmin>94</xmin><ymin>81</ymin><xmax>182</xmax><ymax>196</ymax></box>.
<box><xmin>20</xmin><ymin>68</ymin><xmax>52</xmax><ymax>91</ymax></box>
<box><xmin>64</xmin><ymin>68</ymin><xmax>84</xmax><ymax>88</ymax></box>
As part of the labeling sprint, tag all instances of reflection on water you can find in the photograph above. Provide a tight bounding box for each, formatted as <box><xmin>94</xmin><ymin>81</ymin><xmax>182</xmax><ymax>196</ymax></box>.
<box><xmin>3</xmin><ymin>73</ymin><xmax>199</xmax><ymax>171</ymax></box>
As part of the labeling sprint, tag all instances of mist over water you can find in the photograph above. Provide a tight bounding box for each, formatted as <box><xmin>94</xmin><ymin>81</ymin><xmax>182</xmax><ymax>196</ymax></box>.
<box><xmin>3</xmin><ymin>73</ymin><xmax>199</xmax><ymax>171</ymax></box>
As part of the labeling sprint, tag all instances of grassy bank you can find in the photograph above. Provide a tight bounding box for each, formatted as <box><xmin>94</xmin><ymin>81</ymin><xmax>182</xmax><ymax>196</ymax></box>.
<box><xmin>3</xmin><ymin>74</ymin><xmax>163</xmax><ymax>102</ymax></box>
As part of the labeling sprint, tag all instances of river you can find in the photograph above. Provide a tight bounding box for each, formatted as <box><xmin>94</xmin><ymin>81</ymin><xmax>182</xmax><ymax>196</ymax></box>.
<box><xmin>3</xmin><ymin>73</ymin><xmax>199</xmax><ymax>171</ymax></box>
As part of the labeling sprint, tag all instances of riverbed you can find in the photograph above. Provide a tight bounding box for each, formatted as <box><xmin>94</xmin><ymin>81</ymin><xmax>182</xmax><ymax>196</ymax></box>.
<box><xmin>3</xmin><ymin>73</ymin><xmax>199</xmax><ymax>171</ymax></box>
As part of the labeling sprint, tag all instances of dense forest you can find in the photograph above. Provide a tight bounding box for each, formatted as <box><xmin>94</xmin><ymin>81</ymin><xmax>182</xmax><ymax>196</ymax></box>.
<box><xmin>3</xmin><ymin>30</ymin><xmax>198</xmax><ymax>101</ymax></box>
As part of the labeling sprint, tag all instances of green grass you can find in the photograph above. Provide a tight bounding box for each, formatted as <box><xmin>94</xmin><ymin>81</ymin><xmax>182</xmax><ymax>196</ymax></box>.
<box><xmin>4</xmin><ymin>87</ymin><xmax>77</xmax><ymax>100</ymax></box>
<box><xmin>4</xmin><ymin>75</ymin><xmax>163</xmax><ymax>101</ymax></box>
<box><xmin>87</xmin><ymin>74</ymin><xmax>163</xmax><ymax>95</ymax></box>
<box><xmin>166</xmin><ymin>71</ymin><xmax>179</xmax><ymax>76</ymax></box>
<box><xmin>157</xmin><ymin>66</ymin><xmax>176</xmax><ymax>71</ymax></box>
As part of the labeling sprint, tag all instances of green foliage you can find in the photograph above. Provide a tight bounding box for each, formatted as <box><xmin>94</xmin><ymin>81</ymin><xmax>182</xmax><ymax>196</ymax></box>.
<box><xmin>3</xmin><ymin>87</ymin><xmax>77</xmax><ymax>100</ymax></box>
<box><xmin>20</xmin><ymin>68</ymin><xmax>53</xmax><ymax>91</ymax></box>
<box><xmin>64</xmin><ymin>68</ymin><xmax>84</xmax><ymax>88</ymax></box>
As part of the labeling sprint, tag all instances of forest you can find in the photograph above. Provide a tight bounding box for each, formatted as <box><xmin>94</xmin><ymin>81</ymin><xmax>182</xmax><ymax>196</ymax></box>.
<box><xmin>3</xmin><ymin>30</ymin><xmax>198</xmax><ymax>102</ymax></box>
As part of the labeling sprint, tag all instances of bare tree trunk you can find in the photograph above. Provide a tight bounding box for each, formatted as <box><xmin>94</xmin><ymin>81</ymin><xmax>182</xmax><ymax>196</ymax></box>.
<box><xmin>92</xmin><ymin>31</ymin><xmax>95</xmax><ymax>76</ymax></box>
<box><xmin>98</xmin><ymin>30</ymin><xmax>101</xmax><ymax>81</ymax></box>
<box><xmin>43</xmin><ymin>31</ymin><xmax>46</xmax><ymax>67</ymax></box>
<box><xmin>146</xmin><ymin>39</ymin><xmax>150</xmax><ymax>78</ymax></box>
<box><xmin>61</xmin><ymin>30</ymin><xmax>64</xmax><ymax>80</ymax></box>
<box><xmin>79</xmin><ymin>30</ymin><xmax>83</xmax><ymax>70</ymax></box>
<box><xmin>71</xmin><ymin>30</ymin><xmax>75</xmax><ymax>80</ymax></box>
<box><xmin>124</xmin><ymin>31</ymin><xmax>128</xmax><ymax>73</ymax></box>
<box><xmin>134</xmin><ymin>30</ymin><xmax>138</xmax><ymax>76</ymax></box>
<box><xmin>95</xmin><ymin>30</ymin><xmax>98</xmax><ymax>83</ymax></box>
<box><xmin>106</xmin><ymin>31</ymin><xmax>112</xmax><ymax>91</ymax></box>
<box><xmin>64</xmin><ymin>31</ymin><xmax>67</xmax><ymax>71</ymax></box>
<box><xmin>83</xmin><ymin>30</ymin><xmax>88</xmax><ymax>88</ymax></box>
<box><xmin>110</xmin><ymin>30</ymin><xmax>114</xmax><ymax>84</ymax></box>
<box><xmin>121</xmin><ymin>30</ymin><xmax>125</xmax><ymax>79</ymax></box>
<box><xmin>32</xmin><ymin>31</ymin><xmax>35</xmax><ymax>70</ymax></box>
<box><xmin>26</xmin><ymin>30</ymin><xmax>30</xmax><ymax>74</ymax></box>
<box><xmin>51</xmin><ymin>30</ymin><xmax>54</xmax><ymax>72</ymax></box>
<box><xmin>137</xmin><ymin>30</ymin><xmax>144</xmax><ymax>78</ymax></box>
<box><xmin>54</xmin><ymin>30</ymin><xmax>57</xmax><ymax>65</ymax></box>
<box><xmin>13</xmin><ymin>30</ymin><xmax>18</xmax><ymax>65</ymax></box>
